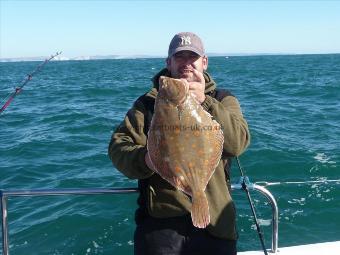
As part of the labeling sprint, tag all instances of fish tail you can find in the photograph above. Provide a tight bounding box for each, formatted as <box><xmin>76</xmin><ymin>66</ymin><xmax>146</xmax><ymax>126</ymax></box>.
<box><xmin>191</xmin><ymin>190</ymin><xmax>210</xmax><ymax>228</ymax></box>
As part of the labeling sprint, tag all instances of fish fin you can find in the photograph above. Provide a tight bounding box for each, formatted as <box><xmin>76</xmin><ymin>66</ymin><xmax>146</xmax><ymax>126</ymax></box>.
<box><xmin>191</xmin><ymin>190</ymin><xmax>210</xmax><ymax>228</ymax></box>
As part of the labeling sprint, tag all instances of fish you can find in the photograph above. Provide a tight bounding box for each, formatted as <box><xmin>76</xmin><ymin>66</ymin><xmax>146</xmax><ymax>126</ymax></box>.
<box><xmin>147</xmin><ymin>76</ymin><xmax>224</xmax><ymax>228</ymax></box>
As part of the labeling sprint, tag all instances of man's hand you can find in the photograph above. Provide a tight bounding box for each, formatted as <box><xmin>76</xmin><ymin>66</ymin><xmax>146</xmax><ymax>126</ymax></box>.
<box><xmin>184</xmin><ymin>69</ymin><xmax>206</xmax><ymax>104</ymax></box>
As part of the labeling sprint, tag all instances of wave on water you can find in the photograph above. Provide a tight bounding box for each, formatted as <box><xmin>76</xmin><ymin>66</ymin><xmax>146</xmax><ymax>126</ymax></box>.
<box><xmin>1</xmin><ymin>55</ymin><xmax>339</xmax><ymax>253</ymax></box>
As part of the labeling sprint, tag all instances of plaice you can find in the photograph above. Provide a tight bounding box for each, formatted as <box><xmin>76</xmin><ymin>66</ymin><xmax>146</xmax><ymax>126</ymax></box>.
<box><xmin>147</xmin><ymin>76</ymin><xmax>224</xmax><ymax>228</ymax></box>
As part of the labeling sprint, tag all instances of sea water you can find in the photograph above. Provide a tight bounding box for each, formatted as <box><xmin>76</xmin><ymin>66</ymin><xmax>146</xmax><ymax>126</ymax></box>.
<box><xmin>0</xmin><ymin>55</ymin><xmax>339</xmax><ymax>254</ymax></box>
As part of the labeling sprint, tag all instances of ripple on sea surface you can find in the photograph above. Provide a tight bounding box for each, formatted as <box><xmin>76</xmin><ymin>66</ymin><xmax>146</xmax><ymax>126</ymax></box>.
<box><xmin>1</xmin><ymin>55</ymin><xmax>339</xmax><ymax>253</ymax></box>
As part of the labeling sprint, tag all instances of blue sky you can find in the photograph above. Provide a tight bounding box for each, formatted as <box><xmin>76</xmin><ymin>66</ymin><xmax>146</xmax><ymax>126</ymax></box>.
<box><xmin>1</xmin><ymin>0</ymin><xmax>340</xmax><ymax>58</ymax></box>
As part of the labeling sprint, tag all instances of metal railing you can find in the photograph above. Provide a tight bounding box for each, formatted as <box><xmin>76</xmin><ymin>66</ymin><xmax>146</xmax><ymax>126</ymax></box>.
<box><xmin>1</xmin><ymin>184</ymin><xmax>278</xmax><ymax>255</ymax></box>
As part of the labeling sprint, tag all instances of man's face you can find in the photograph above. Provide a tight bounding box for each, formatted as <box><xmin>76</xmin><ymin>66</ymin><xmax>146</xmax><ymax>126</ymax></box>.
<box><xmin>166</xmin><ymin>51</ymin><xmax>208</xmax><ymax>82</ymax></box>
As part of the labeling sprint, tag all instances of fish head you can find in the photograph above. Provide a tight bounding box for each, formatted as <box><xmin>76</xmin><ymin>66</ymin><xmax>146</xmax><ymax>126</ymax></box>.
<box><xmin>159</xmin><ymin>76</ymin><xmax>188</xmax><ymax>105</ymax></box>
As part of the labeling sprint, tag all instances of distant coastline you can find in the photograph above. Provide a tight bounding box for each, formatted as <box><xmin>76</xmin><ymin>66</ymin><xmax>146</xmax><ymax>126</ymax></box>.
<box><xmin>0</xmin><ymin>54</ymin><xmax>163</xmax><ymax>63</ymax></box>
<box><xmin>1</xmin><ymin>52</ymin><xmax>339</xmax><ymax>63</ymax></box>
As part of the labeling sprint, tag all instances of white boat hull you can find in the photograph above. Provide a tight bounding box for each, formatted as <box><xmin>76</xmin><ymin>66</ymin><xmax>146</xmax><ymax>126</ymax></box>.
<box><xmin>239</xmin><ymin>241</ymin><xmax>340</xmax><ymax>255</ymax></box>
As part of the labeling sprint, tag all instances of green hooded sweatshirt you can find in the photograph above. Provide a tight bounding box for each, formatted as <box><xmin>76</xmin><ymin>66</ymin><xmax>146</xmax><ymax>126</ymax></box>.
<box><xmin>109</xmin><ymin>68</ymin><xmax>250</xmax><ymax>240</ymax></box>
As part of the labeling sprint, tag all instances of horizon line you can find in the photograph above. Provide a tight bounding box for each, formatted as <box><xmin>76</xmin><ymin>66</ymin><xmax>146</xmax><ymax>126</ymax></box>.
<box><xmin>1</xmin><ymin>52</ymin><xmax>339</xmax><ymax>63</ymax></box>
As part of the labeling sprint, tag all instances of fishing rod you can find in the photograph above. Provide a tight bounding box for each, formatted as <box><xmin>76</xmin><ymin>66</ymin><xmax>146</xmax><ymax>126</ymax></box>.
<box><xmin>0</xmin><ymin>51</ymin><xmax>62</xmax><ymax>115</ymax></box>
<box><xmin>236</xmin><ymin>157</ymin><xmax>269</xmax><ymax>255</ymax></box>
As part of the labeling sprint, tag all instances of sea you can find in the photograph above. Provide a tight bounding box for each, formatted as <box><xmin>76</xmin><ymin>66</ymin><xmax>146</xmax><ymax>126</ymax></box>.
<box><xmin>1</xmin><ymin>54</ymin><xmax>339</xmax><ymax>254</ymax></box>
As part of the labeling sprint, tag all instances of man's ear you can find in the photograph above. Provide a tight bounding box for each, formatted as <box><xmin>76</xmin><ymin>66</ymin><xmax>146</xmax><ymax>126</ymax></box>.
<box><xmin>166</xmin><ymin>57</ymin><xmax>171</xmax><ymax>69</ymax></box>
<box><xmin>203</xmin><ymin>56</ymin><xmax>208</xmax><ymax>71</ymax></box>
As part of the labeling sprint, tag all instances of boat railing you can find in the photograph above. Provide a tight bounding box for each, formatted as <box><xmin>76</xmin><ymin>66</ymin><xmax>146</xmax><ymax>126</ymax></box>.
<box><xmin>1</xmin><ymin>183</ymin><xmax>278</xmax><ymax>255</ymax></box>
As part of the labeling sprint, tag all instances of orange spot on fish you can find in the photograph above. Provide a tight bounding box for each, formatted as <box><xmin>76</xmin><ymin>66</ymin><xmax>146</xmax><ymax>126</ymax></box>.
<box><xmin>174</xmin><ymin>126</ymin><xmax>181</xmax><ymax>134</ymax></box>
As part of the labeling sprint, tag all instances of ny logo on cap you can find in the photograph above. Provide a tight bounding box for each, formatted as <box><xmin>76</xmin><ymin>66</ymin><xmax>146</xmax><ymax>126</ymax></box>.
<box><xmin>180</xmin><ymin>36</ymin><xmax>191</xmax><ymax>46</ymax></box>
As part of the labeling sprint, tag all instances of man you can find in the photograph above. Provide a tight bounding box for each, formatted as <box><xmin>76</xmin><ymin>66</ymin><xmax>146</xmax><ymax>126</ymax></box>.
<box><xmin>109</xmin><ymin>32</ymin><xmax>250</xmax><ymax>255</ymax></box>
